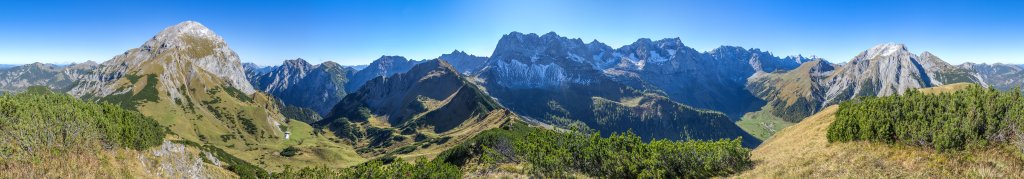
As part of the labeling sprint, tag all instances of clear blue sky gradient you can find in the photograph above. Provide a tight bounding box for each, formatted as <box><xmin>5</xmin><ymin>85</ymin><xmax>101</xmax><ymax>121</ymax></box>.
<box><xmin>1</xmin><ymin>0</ymin><xmax>1021</xmax><ymax>66</ymax></box>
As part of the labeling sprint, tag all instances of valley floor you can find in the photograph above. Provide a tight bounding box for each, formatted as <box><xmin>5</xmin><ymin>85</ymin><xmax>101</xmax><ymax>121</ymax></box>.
<box><xmin>735</xmin><ymin>105</ymin><xmax>796</xmax><ymax>140</ymax></box>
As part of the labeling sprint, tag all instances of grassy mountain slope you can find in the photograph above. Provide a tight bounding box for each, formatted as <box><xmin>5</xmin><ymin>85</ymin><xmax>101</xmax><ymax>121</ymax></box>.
<box><xmin>734</xmin><ymin>84</ymin><xmax>1024</xmax><ymax>178</ymax></box>
<box><xmin>320</xmin><ymin>59</ymin><xmax>516</xmax><ymax>161</ymax></box>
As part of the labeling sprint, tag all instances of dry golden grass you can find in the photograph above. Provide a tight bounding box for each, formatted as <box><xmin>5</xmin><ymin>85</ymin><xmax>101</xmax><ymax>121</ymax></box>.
<box><xmin>919</xmin><ymin>82</ymin><xmax>974</xmax><ymax>95</ymax></box>
<box><xmin>732</xmin><ymin>105</ymin><xmax>1024</xmax><ymax>178</ymax></box>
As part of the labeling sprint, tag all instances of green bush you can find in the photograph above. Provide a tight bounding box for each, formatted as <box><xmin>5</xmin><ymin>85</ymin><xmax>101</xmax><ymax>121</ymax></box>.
<box><xmin>273</xmin><ymin>157</ymin><xmax>461</xmax><ymax>179</ymax></box>
<box><xmin>0</xmin><ymin>86</ymin><xmax>165</xmax><ymax>161</ymax></box>
<box><xmin>827</xmin><ymin>85</ymin><xmax>1024</xmax><ymax>151</ymax></box>
<box><xmin>435</xmin><ymin>121</ymin><xmax>752</xmax><ymax>178</ymax></box>
<box><xmin>280</xmin><ymin>146</ymin><xmax>300</xmax><ymax>157</ymax></box>
<box><xmin>514</xmin><ymin>128</ymin><xmax>751</xmax><ymax>178</ymax></box>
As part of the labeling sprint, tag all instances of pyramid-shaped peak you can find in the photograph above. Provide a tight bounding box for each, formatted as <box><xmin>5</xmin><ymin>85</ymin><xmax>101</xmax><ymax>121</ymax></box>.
<box><xmin>864</xmin><ymin>43</ymin><xmax>910</xmax><ymax>58</ymax></box>
<box><xmin>155</xmin><ymin>21</ymin><xmax>221</xmax><ymax>40</ymax></box>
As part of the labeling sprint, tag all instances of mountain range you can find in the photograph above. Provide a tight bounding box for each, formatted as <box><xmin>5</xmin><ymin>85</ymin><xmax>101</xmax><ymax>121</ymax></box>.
<box><xmin>320</xmin><ymin>59</ymin><xmax>515</xmax><ymax>156</ymax></box>
<box><xmin>747</xmin><ymin>43</ymin><xmax>989</xmax><ymax>122</ymax></box>
<box><xmin>3</xmin><ymin>20</ymin><xmax>1023</xmax><ymax>177</ymax></box>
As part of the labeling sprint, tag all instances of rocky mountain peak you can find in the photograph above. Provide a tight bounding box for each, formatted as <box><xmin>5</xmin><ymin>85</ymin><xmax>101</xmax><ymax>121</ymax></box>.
<box><xmin>319</xmin><ymin>61</ymin><xmax>342</xmax><ymax>69</ymax></box>
<box><xmin>142</xmin><ymin>21</ymin><xmax>225</xmax><ymax>52</ymax></box>
<box><xmin>783</xmin><ymin>55</ymin><xmax>820</xmax><ymax>64</ymax></box>
<box><xmin>158</xmin><ymin>21</ymin><xmax>220</xmax><ymax>40</ymax></box>
<box><xmin>345</xmin><ymin>55</ymin><xmax>423</xmax><ymax>91</ymax></box>
<box><xmin>410</xmin><ymin>59</ymin><xmax>456</xmax><ymax>75</ymax></box>
<box><xmin>540</xmin><ymin>31</ymin><xmax>563</xmax><ymax>40</ymax></box>
<box><xmin>438</xmin><ymin>50</ymin><xmax>489</xmax><ymax>74</ymax></box>
<box><xmin>373</xmin><ymin>56</ymin><xmax>411</xmax><ymax>65</ymax></box>
<box><xmin>69</xmin><ymin>20</ymin><xmax>256</xmax><ymax>100</ymax></box>
<box><xmin>448</xmin><ymin>49</ymin><xmax>468</xmax><ymax>56</ymax></box>
<box><xmin>281</xmin><ymin>58</ymin><xmax>312</xmax><ymax>69</ymax></box>
<box><xmin>860</xmin><ymin>43</ymin><xmax>911</xmax><ymax>60</ymax></box>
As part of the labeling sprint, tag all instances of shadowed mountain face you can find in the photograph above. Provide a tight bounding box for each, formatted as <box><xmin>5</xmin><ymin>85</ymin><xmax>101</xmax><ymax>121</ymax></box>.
<box><xmin>319</xmin><ymin>59</ymin><xmax>515</xmax><ymax>152</ymax></box>
<box><xmin>249</xmin><ymin>59</ymin><xmax>355</xmax><ymax>116</ymax></box>
<box><xmin>344</xmin><ymin>56</ymin><xmax>422</xmax><ymax>92</ymax></box>
<box><xmin>476</xmin><ymin>32</ymin><xmax>762</xmax><ymax>146</ymax></box>
<box><xmin>747</xmin><ymin>43</ymin><xmax>986</xmax><ymax>122</ymax></box>
<box><xmin>478</xmin><ymin>32</ymin><xmax>802</xmax><ymax>120</ymax></box>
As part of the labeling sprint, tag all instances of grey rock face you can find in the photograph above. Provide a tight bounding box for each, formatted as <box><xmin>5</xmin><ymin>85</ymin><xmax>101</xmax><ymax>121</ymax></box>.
<box><xmin>250</xmin><ymin>59</ymin><xmax>354</xmax><ymax>115</ymax></box>
<box><xmin>344</xmin><ymin>56</ymin><xmax>422</xmax><ymax>92</ymax></box>
<box><xmin>437</xmin><ymin>50</ymin><xmax>489</xmax><ymax>74</ymax></box>
<box><xmin>139</xmin><ymin>141</ymin><xmax>217</xmax><ymax>179</ymax></box>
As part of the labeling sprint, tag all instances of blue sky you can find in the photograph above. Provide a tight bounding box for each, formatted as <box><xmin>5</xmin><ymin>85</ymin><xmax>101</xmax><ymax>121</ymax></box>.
<box><xmin>0</xmin><ymin>0</ymin><xmax>1021</xmax><ymax>66</ymax></box>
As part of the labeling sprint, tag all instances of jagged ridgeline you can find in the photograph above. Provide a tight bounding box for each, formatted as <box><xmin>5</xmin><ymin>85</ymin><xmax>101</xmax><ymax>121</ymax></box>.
<box><xmin>477</xmin><ymin>32</ymin><xmax>761</xmax><ymax>146</ymax></box>
<box><xmin>319</xmin><ymin>59</ymin><xmax>516</xmax><ymax>158</ymax></box>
